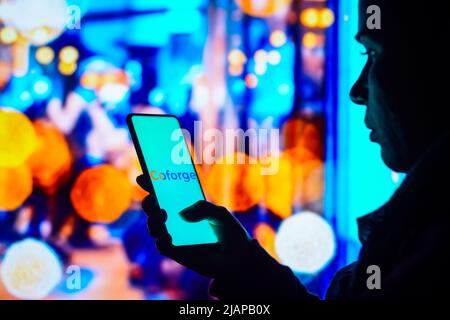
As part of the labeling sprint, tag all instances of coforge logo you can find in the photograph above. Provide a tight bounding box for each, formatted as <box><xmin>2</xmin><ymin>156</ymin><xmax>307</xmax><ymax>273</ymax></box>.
<box><xmin>150</xmin><ymin>170</ymin><xmax>198</xmax><ymax>183</ymax></box>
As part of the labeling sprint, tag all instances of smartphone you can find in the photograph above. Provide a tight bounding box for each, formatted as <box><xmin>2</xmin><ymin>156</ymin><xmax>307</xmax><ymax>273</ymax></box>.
<box><xmin>127</xmin><ymin>114</ymin><xmax>218</xmax><ymax>246</ymax></box>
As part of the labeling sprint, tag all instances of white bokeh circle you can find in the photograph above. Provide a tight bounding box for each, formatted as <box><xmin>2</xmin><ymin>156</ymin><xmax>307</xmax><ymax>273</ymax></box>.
<box><xmin>275</xmin><ymin>211</ymin><xmax>336</xmax><ymax>274</ymax></box>
<box><xmin>0</xmin><ymin>238</ymin><xmax>63</xmax><ymax>299</ymax></box>
<box><xmin>0</xmin><ymin>0</ymin><xmax>68</xmax><ymax>45</ymax></box>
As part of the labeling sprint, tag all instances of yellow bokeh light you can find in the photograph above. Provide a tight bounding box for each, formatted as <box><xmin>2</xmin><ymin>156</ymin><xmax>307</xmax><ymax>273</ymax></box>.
<box><xmin>59</xmin><ymin>46</ymin><xmax>79</xmax><ymax>64</ymax></box>
<box><xmin>262</xmin><ymin>154</ymin><xmax>294</xmax><ymax>219</ymax></box>
<box><xmin>228</xmin><ymin>64</ymin><xmax>244</xmax><ymax>76</ymax></box>
<box><xmin>35</xmin><ymin>46</ymin><xmax>55</xmax><ymax>65</ymax></box>
<box><xmin>205</xmin><ymin>153</ymin><xmax>264</xmax><ymax>212</ymax></box>
<box><xmin>0</xmin><ymin>109</ymin><xmax>37</xmax><ymax>167</ymax></box>
<box><xmin>302</xmin><ymin>32</ymin><xmax>319</xmax><ymax>49</ymax></box>
<box><xmin>116</xmin><ymin>147</ymin><xmax>147</xmax><ymax>203</ymax></box>
<box><xmin>0</xmin><ymin>165</ymin><xmax>33</xmax><ymax>211</ymax></box>
<box><xmin>318</xmin><ymin>8</ymin><xmax>335</xmax><ymax>29</ymax></box>
<box><xmin>228</xmin><ymin>48</ymin><xmax>247</xmax><ymax>65</ymax></box>
<box><xmin>235</xmin><ymin>0</ymin><xmax>292</xmax><ymax>18</ymax></box>
<box><xmin>300</xmin><ymin>8</ymin><xmax>320</xmax><ymax>28</ymax></box>
<box><xmin>70</xmin><ymin>164</ymin><xmax>132</xmax><ymax>223</ymax></box>
<box><xmin>58</xmin><ymin>61</ymin><xmax>77</xmax><ymax>76</ymax></box>
<box><xmin>0</xmin><ymin>26</ymin><xmax>18</xmax><ymax>45</ymax></box>
<box><xmin>269</xmin><ymin>30</ymin><xmax>287</xmax><ymax>48</ymax></box>
<box><xmin>80</xmin><ymin>72</ymin><xmax>101</xmax><ymax>90</ymax></box>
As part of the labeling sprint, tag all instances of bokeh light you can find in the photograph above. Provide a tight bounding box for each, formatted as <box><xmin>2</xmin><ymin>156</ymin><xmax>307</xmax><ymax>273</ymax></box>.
<box><xmin>116</xmin><ymin>147</ymin><xmax>147</xmax><ymax>203</ymax></box>
<box><xmin>262</xmin><ymin>155</ymin><xmax>294</xmax><ymax>219</ymax></box>
<box><xmin>70</xmin><ymin>164</ymin><xmax>132</xmax><ymax>223</ymax></box>
<box><xmin>205</xmin><ymin>153</ymin><xmax>264</xmax><ymax>212</ymax></box>
<box><xmin>290</xmin><ymin>158</ymin><xmax>324</xmax><ymax>207</ymax></box>
<box><xmin>148</xmin><ymin>88</ymin><xmax>165</xmax><ymax>107</ymax></box>
<box><xmin>267</xmin><ymin>50</ymin><xmax>281</xmax><ymax>65</ymax></box>
<box><xmin>278</xmin><ymin>83</ymin><xmax>291</xmax><ymax>95</ymax></box>
<box><xmin>228</xmin><ymin>63</ymin><xmax>244</xmax><ymax>76</ymax></box>
<box><xmin>80</xmin><ymin>72</ymin><xmax>101</xmax><ymax>90</ymax></box>
<box><xmin>275</xmin><ymin>212</ymin><xmax>335</xmax><ymax>274</ymax></box>
<box><xmin>98</xmin><ymin>83</ymin><xmax>130</xmax><ymax>104</ymax></box>
<box><xmin>228</xmin><ymin>48</ymin><xmax>247</xmax><ymax>65</ymax></box>
<box><xmin>29</xmin><ymin>27</ymin><xmax>52</xmax><ymax>46</ymax></box>
<box><xmin>0</xmin><ymin>26</ymin><xmax>18</xmax><ymax>45</ymax></box>
<box><xmin>300</xmin><ymin>8</ymin><xmax>320</xmax><ymax>28</ymax></box>
<box><xmin>58</xmin><ymin>61</ymin><xmax>77</xmax><ymax>76</ymax></box>
<box><xmin>245</xmin><ymin>73</ymin><xmax>258</xmax><ymax>88</ymax></box>
<box><xmin>302</xmin><ymin>32</ymin><xmax>319</xmax><ymax>49</ymax></box>
<box><xmin>318</xmin><ymin>8</ymin><xmax>335</xmax><ymax>29</ymax></box>
<box><xmin>0</xmin><ymin>0</ymin><xmax>68</xmax><ymax>46</ymax></box>
<box><xmin>32</xmin><ymin>76</ymin><xmax>52</xmax><ymax>99</ymax></box>
<box><xmin>254</xmin><ymin>49</ymin><xmax>267</xmax><ymax>64</ymax></box>
<box><xmin>282</xmin><ymin>118</ymin><xmax>323</xmax><ymax>159</ymax></box>
<box><xmin>0</xmin><ymin>60</ymin><xmax>12</xmax><ymax>89</ymax></box>
<box><xmin>253</xmin><ymin>222</ymin><xmax>279</xmax><ymax>261</ymax></box>
<box><xmin>0</xmin><ymin>238</ymin><xmax>62</xmax><ymax>299</ymax></box>
<box><xmin>35</xmin><ymin>46</ymin><xmax>55</xmax><ymax>65</ymax></box>
<box><xmin>0</xmin><ymin>109</ymin><xmax>37</xmax><ymax>167</ymax></box>
<box><xmin>59</xmin><ymin>46</ymin><xmax>79</xmax><ymax>64</ymax></box>
<box><xmin>269</xmin><ymin>30</ymin><xmax>287</xmax><ymax>48</ymax></box>
<box><xmin>235</xmin><ymin>0</ymin><xmax>292</xmax><ymax>18</ymax></box>
<box><xmin>0</xmin><ymin>164</ymin><xmax>33</xmax><ymax>211</ymax></box>
<box><xmin>27</xmin><ymin>120</ymin><xmax>72</xmax><ymax>195</ymax></box>
<box><xmin>254</xmin><ymin>62</ymin><xmax>267</xmax><ymax>75</ymax></box>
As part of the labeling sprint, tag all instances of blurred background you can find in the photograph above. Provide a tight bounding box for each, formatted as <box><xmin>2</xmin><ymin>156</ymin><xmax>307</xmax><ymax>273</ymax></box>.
<box><xmin>0</xmin><ymin>0</ymin><xmax>403</xmax><ymax>300</ymax></box>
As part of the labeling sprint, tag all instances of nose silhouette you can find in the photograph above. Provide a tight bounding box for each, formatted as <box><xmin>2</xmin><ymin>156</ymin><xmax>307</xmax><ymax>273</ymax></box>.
<box><xmin>350</xmin><ymin>66</ymin><xmax>369</xmax><ymax>105</ymax></box>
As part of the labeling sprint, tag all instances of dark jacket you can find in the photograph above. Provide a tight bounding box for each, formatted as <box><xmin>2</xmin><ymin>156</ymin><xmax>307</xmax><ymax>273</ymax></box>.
<box><xmin>210</xmin><ymin>134</ymin><xmax>450</xmax><ymax>300</ymax></box>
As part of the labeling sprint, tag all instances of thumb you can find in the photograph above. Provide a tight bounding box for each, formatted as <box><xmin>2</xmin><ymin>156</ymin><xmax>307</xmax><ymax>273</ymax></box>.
<box><xmin>179</xmin><ymin>200</ymin><xmax>250</xmax><ymax>247</ymax></box>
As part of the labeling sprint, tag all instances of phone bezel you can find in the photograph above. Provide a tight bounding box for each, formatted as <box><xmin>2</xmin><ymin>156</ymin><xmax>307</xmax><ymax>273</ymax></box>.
<box><xmin>126</xmin><ymin>113</ymin><xmax>218</xmax><ymax>248</ymax></box>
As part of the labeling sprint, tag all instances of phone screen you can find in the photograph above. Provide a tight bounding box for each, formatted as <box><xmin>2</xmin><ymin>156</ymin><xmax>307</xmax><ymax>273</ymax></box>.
<box><xmin>128</xmin><ymin>114</ymin><xmax>218</xmax><ymax>246</ymax></box>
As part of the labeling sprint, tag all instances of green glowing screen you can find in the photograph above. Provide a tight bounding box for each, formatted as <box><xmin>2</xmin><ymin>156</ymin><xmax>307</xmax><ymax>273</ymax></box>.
<box><xmin>128</xmin><ymin>114</ymin><xmax>218</xmax><ymax>246</ymax></box>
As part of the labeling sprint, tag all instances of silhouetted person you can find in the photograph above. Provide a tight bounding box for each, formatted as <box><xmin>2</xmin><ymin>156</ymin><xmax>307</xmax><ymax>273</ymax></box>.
<box><xmin>137</xmin><ymin>0</ymin><xmax>450</xmax><ymax>299</ymax></box>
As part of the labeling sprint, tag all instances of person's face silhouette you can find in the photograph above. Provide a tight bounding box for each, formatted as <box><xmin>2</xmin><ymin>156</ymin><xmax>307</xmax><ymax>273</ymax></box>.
<box><xmin>350</xmin><ymin>0</ymin><xmax>447</xmax><ymax>172</ymax></box>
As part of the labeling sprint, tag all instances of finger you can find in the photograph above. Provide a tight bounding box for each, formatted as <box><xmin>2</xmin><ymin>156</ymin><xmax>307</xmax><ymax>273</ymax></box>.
<box><xmin>142</xmin><ymin>194</ymin><xmax>159</xmax><ymax>214</ymax></box>
<box><xmin>179</xmin><ymin>201</ymin><xmax>231</xmax><ymax>225</ymax></box>
<box><xmin>136</xmin><ymin>174</ymin><xmax>152</xmax><ymax>192</ymax></box>
<box><xmin>179</xmin><ymin>200</ymin><xmax>249</xmax><ymax>246</ymax></box>
<box><xmin>147</xmin><ymin>211</ymin><xmax>169</xmax><ymax>238</ymax></box>
<box><xmin>155</xmin><ymin>233</ymin><xmax>174</xmax><ymax>255</ymax></box>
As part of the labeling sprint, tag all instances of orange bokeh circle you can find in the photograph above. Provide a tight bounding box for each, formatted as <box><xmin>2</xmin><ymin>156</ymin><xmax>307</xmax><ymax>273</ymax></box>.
<box><xmin>282</xmin><ymin>117</ymin><xmax>323</xmax><ymax>159</ymax></box>
<box><xmin>205</xmin><ymin>153</ymin><xmax>263</xmax><ymax>212</ymax></box>
<box><xmin>235</xmin><ymin>0</ymin><xmax>291</xmax><ymax>18</ymax></box>
<box><xmin>71</xmin><ymin>164</ymin><xmax>132</xmax><ymax>223</ymax></box>
<box><xmin>261</xmin><ymin>154</ymin><xmax>294</xmax><ymax>219</ymax></box>
<box><xmin>0</xmin><ymin>165</ymin><xmax>33</xmax><ymax>211</ymax></box>
<box><xmin>289</xmin><ymin>156</ymin><xmax>325</xmax><ymax>207</ymax></box>
<box><xmin>27</xmin><ymin>120</ymin><xmax>72</xmax><ymax>195</ymax></box>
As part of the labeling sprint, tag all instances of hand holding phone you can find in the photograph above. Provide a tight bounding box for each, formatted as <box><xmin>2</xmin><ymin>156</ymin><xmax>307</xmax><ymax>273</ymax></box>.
<box><xmin>137</xmin><ymin>176</ymin><xmax>251</xmax><ymax>278</ymax></box>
